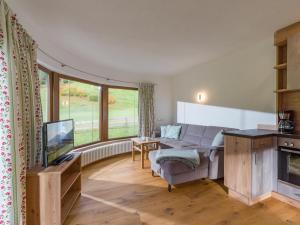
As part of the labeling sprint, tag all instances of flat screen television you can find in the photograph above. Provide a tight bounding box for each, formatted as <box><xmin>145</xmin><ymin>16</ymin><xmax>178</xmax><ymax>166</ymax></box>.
<box><xmin>43</xmin><ymin>119</ymin><xmax>74</xmax><ymax>167</ymax></box>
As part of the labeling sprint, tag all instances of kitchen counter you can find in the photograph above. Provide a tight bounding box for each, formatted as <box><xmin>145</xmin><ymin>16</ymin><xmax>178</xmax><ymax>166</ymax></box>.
<box><xmin>223</xmin><ymin>129</ymin><xmax>300</xmax><ymax>139</ymax></box>
<box><xmin>223</xmin><ymin>128</ymin><xmax>300</xmax><ymax>208</ymax></box>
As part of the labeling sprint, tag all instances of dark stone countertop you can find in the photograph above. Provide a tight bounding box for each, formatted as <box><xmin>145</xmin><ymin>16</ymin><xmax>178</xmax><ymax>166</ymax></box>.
<box><xmin>222</xmin><ymin>129</ymin><xmax>300</xmax><ymax>139</ymax></box>
<box><xmin>222</xmin><ymin>129</ymin><xmax>275</xmax><ymax>138</ymax></box>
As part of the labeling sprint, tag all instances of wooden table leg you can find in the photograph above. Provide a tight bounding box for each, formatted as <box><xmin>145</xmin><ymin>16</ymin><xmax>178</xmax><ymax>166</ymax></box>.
<box><xmin>145</xmin><ymin>145</ymin><xmax>149</xmax><ymax>160</ymax></box>
<box><xmin>132</xmin><ymin>142</ymin><xmax>135</xmax><ymax>161</ymax></box>
<box><xmin>141</xmin><ymin>144</ymin><xmax>145</xmax><ymax>169</ymax></box>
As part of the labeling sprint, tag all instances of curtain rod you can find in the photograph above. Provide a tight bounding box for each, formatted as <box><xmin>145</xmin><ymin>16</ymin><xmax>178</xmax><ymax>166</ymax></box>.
<box><xmin>38</xmin><ymin>47</ymin><xmax>151</xmax><ymax>85</ymax></box>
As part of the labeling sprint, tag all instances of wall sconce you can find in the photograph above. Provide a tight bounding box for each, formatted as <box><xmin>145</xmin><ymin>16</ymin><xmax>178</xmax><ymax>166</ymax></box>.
<box><xmin>196</xmin><ymin>92</ymin><xmax>207</xmax><ymax>103</ymax></box>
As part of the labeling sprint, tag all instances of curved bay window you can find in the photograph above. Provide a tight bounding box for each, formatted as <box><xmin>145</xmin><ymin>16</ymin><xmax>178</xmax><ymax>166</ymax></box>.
<box><xmin>37</xmin><ymin>66</ymin><xmax>139</xmax><ymax>148</ymax></box>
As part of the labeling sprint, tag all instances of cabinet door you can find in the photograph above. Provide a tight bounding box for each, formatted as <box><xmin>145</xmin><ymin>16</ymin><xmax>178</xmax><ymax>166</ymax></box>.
<box><xmin>224</xmin><ymin>136</ymin><xmax>251</xmax><ymax>197</ymax></box>
<box><xmin>251</xmin><ymin>142</ymin><xmax>273</xmax><ymax>199</ymax></box>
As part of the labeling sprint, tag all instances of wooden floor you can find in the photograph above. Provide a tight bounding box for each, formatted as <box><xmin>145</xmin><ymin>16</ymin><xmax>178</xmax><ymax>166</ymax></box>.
<box><xmin>65</xmin><ymin>153</ymin><xmax>300</xmax><ymax>225</ymax></box>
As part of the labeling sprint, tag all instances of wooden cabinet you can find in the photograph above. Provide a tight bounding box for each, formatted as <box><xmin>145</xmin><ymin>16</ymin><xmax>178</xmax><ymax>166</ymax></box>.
<box><xmin>224</xmin><ymin>136</ymin><xmax>251</xmax><ymax>197</ymax></box>
<box><xmin>224</xmin><ymin>136</ymin><xmax>274</xmax><ymax>205</ymax></box>
<box><xmin>26</xmin><ymin>153</ymin><xmax>81</xmax><ymax>225</ymax></box>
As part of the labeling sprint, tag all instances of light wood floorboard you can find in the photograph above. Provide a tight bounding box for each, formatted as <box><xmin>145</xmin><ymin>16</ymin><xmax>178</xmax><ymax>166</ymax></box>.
<box><xmin>65</xmin><ymin>154</ymin><xmax>300</xmax><ymax>225</ymax></box>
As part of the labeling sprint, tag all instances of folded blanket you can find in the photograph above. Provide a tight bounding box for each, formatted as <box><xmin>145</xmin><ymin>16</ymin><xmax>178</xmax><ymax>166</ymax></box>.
<box><xmin>155</xmin><ymin>149</ymin><xmax>200</xmax><ymax>169</ymax></box>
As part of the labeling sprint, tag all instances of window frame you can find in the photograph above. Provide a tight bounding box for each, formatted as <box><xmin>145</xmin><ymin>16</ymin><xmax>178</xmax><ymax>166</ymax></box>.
<box><xmin>43</xmin><ymin>68</ymin><xmax>138</xmax><ymax>148</ymax></box>
<box><xmin>38</xmin><ymin>65</ymin><xmax>54</xmax><ymax>122</ymax></box>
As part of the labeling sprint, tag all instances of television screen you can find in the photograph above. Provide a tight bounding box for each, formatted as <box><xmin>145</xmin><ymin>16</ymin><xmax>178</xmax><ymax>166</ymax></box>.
<box><xmin>43</xmin><ymin>119</ymin><xmax>74</xmax><ymax>167</ymax></box>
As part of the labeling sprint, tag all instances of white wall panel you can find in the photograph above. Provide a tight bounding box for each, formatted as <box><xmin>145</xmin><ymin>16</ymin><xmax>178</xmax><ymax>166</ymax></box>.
<box><xmin>177</xmin><ymin>101</ymin><xmax>276</xmax><ymax>129</ymax></box>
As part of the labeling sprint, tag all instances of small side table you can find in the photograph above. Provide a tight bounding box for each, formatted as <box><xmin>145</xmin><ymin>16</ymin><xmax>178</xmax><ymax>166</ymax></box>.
<box><xmin>131</xmin><ymin>138</ymin><xmax>160</xmax><ymax>169</ymax></box>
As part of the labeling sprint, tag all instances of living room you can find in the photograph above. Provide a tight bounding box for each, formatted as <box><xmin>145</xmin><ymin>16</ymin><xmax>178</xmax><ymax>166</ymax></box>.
<box><xmin>2</xmin><ymin>0</ymin><xmax>300</xmax><ymax>225</ymax></box>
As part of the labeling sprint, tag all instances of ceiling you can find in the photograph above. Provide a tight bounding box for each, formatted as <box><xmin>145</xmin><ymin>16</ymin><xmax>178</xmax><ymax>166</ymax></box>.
<box><xmin>6</xmin><ymin>0</ymin><xmax>300</xmax><ymax>76</ymax></box>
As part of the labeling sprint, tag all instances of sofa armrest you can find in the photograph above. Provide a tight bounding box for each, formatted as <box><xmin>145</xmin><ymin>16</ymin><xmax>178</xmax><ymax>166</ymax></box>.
<box><xmin>208</xmin><ymin>149</ymin><xmax>224</xmax><ymax>179</ymax></box>
<box><xmin>209</xmin><ymin>146</ymin><xmax>224</xmax><ymax>162</ymax></box>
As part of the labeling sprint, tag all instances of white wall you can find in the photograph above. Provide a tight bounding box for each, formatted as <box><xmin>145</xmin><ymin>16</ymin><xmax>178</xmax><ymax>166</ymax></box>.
<box><xmin>172</xmin><ymin>37</ymin><xmax>277</xmax><ymax>128</ymax></box>
<box><xmin>177</xmin><ymin>102</ymin><xmax>276</xmax><ymax>129</ymax></box>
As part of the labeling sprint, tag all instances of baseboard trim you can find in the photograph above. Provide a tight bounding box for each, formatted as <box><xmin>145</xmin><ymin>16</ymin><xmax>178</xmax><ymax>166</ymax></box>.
<box><xmin>228</xmin><ymin>189</ymin><xmax>250</xmax><ymax>205</ymax></box>
<box><xmin>272</xmin><ymin>192</ymin><xmax>300</xmax><ymax>209</ymax></box>
<box><xmin>251</xmin><ymin>192</ymin><xmax>272</xmax><ymax>205</ymax></box>
<box><xmin>228</xmin><ymin>189</ymin><xmax>300</xmax><ymax>209</ymax></box>
<box><xmin>228</xmin><ymin>189</ymin><xmax>272</xmax><ymax>206</ymax></box>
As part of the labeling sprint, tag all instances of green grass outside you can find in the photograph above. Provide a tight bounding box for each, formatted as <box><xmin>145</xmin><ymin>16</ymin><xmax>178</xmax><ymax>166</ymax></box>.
<box><xmin>39</xmin><ymin>76</ymin><xmax>138</xmax><ymax>146</ymax></box>
<box><xmin>75</xmin><ymin>129</ymin><xmax>100</xmax><ymax>146</ymax></box>
<box><xmin>108</xmin><ymin>126</ymin><xmax>138</xmax><ymax>139</ymax></box>
<box><xmin>108</xmin><ymin>88</ymin><xmax>138</xmax><ymax>139</ymax></box>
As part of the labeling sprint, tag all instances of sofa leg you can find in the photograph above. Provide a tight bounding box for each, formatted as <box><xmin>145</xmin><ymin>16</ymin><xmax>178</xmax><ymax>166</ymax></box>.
<box><xmin>168</xmin><ymin>184</ymin><xmax>172</xmax><ymax>192</ymax></box>
<box><xmin>151</xmin><ymin>170</ymin><xmax>160</xmax><ymax>177</ymax></box>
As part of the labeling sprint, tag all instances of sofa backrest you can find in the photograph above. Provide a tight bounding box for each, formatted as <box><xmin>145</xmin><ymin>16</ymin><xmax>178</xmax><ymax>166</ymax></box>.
<box><xmin>177</xmin><ymin>123</ymin><xmax>234</xmax><ymax>147</ymax></box>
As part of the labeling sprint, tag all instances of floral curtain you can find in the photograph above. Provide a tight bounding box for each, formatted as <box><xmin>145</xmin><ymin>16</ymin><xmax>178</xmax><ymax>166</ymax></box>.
<box><xmin>0</xmin><ymin>0</ymin><xmax>43</xmax><ymax>224</ymax></box>
<box><xmin>138</xmin><ymin>83</ymin><xmax>155</xmax><ymax>137</ymax></box>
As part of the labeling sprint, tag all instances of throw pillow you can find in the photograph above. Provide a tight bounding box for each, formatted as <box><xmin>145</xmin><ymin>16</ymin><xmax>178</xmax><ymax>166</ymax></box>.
<box><xmin>165</xmin><ymin>125</ymin><xmax>182</xmax><ymax>139</ymax></box>
<box><xmin>160</xmin><ymin>126</ymin><xmax>168</xmax><ymax>138</ymax></box>
<box><xmin>211</xmin><ymin>130</ymin><xmax>224</xmax><ymax>147</ymax></box>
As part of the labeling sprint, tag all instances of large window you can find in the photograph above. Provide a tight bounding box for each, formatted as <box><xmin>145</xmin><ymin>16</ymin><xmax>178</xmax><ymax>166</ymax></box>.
<box><xmin>108</xmin><ymin>88</ymin><xmax>138</xmax><ymax>139</ymax></box>
<box><xmin>59</xmin><ymin>78</ymin><xmax>101</xmax><ymax>146</ymax></box>
<box><xmin>37</xmin><ymin>66</ymin><xmax>139</xmax><ymax>147</ymax></box>
<box><xmin>38</xmin><ymin>68</ymin><xmax>50</xmax><ymax>122</ymax></box>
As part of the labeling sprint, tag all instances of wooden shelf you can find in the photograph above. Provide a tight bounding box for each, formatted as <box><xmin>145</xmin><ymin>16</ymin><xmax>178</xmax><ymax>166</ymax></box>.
<box><xmin>26</xmin><ymin>153</ymin><xmax>82</xmax><ymax>225</ymax></box>
<box><xmin>274</xmin><ymin>89</ymin><xmax>300</xmax><ymax>93</ymax></box>
<box><xmin>61</xmin><ymin>177</ymin><xmax>81</xmax><ymax>224</ymax></box>
<box><xmin>274</xmin><ymin>63</ymin><xmax>287</xmax><ymax>70</ymax></box>
<box><xmin>61</xmin><ymin>172</ymin><xmax>81</xmax><ymax>199</ymax></box>
<box><xmin>61</xmin><ymin>191</ymin><xmax>80</xmax><ymax>224</ymax></box>
<box><xmin>274</xmin><ymin>21</ymin><xmax>300</xmax><ymax>132</ymax></box>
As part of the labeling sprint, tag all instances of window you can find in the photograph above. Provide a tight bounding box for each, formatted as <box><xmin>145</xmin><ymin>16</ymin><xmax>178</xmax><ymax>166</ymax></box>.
<box><xmin>108</xmin><ymin>88</ymin><xmax>138</xmax><ymax>139</ymax></box>
<box><xmin>59</xmin><ymin>78</ymin><xmax>101</xmax><ymax>146</ymax></box>
<box><xmin>38</xmin><ymin>65</ymin><xmax>140</xmax><ymax>147</ymax></box>
<box><xmin>38</xmin><ymin>68</ymin><xmax>50</xmax><ymax>122</ymax></box>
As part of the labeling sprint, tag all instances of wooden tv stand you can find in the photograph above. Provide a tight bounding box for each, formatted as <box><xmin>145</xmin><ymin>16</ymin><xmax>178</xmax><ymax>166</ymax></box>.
<box><xmin>26</xmin><ymin>153</ymin><xmax>81</xmax><ymax>225</ymax></box>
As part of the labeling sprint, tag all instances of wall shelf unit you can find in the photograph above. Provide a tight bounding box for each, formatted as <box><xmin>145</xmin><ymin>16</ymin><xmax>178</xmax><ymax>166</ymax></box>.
<box><xmin>275</xmin><ymin>21</ymin><xmax>300</xmax><ymax>131</ymax></box>
<box><xmin>26</xmin><ymin>153</ymin><xmax>82</xmax><ymax>225</ymax></box>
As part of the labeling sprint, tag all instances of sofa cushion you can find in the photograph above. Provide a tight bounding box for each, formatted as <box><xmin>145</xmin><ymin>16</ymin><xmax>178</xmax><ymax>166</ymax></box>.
<box><xmin>182</xmin><ymin>124</ymin><xmax>206</xmax><ymax>145</ymax></box>
<box><xmin>176</xmin><ymin>123</ymin><xmax>189</xmax><ymax>140</ymax></box>
<box><xmin>199</xmin><ymin>126</ymin><xmax>228</xmax><ymax>148</ymax></box>
<box><xmin>158</xmin><ymin>138</ymin><xmax>196</xmax><ymax>149</ymax></box>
